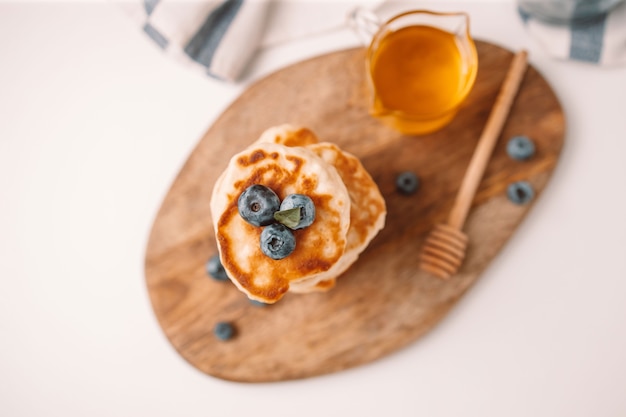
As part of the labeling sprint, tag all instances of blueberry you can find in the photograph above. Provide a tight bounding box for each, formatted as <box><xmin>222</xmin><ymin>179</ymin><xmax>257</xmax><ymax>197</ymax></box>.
<box><xmin>214</xmin><ymin>321</ymin><xmax>235</xmax><ymax>341</ymax></box>
<box><xmin>507</xmin><ymin>181</ymin><xmax>535</xmax><ymax>205</ymax></box>
<box><xmin>206</xmin><ymin>254</ymin><xmax>229</xmax><ymax>281</ymax></box>
<box><xmin>507</xmin><ymin>135</ymin><xmax>535</xmax><ymax>160</ymax></box>
<box><xmin>260</xmin><ymin>223</ymin><xmax>296</xmax><ymax>260</ymax></box>
<box><xmin>279</xmin><ymin>194</ymin><xmax>315</xmax><ymax>229</ymax></box>
<box><xmin>396</xmin><ymin>171</ymin><xmax>420</xmax><ymax>195</ymax></box>
<box><xmin>238</xmin><ymin>184</ymin><xmax>281</xmax><ymax>226</ymax></box>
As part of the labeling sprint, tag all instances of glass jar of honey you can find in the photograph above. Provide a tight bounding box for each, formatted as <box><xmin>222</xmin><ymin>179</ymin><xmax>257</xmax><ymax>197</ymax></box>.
<box><xmin>350</xmin><ymin>9</ymin><xmax>478</xmax><ymax>135</ymax></box>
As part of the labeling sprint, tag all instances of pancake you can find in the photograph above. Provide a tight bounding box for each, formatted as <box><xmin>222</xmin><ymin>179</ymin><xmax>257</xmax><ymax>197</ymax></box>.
<box><xmin>254</xmin><ymin>125</ymin><xmax>387</xmax><ymax>293</ymax></box>
<box><xmin>256</xmin><ymin>124</ymin><xmax>319</xmax><ymax>147</ymax></box>
<box><xmin>290</xmin><ymin>143</ymin><xmax>386</xmax><ymax>293</ymax></box>
<box><xmin>210</xmin><ymin>141</ymin><xmax>351</xmax><ymax>303</ymax></box>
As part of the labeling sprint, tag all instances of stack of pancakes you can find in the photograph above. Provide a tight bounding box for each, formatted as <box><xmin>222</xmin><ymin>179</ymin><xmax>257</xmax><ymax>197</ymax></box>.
<box><xmin>210</xmin><ymin>125</ymin><xmax>386</xmax><ymax>303</ymax></box>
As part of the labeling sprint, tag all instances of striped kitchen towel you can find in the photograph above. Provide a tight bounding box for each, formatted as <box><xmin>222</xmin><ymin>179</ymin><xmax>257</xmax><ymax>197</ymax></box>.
<box><xmin>132</xmin><ymin>0</ymin><xmax>271</xmax><ymax>81</ymax></box>
<box><xmin>119</xmin><ymin>0</ymin><xmax>382</xmax><ymax>82</ymax></box>
<box><xmin>519</xmin><ymin>0</ymin><xmax>626</xmax><ymax>65</ymax></box>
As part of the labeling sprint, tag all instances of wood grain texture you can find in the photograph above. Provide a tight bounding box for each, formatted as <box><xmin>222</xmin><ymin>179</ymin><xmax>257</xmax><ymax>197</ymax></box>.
<box><xmin>144</xmin><ymin>41</ymin><xmax>565</xmax><ymax>382</ymax></box>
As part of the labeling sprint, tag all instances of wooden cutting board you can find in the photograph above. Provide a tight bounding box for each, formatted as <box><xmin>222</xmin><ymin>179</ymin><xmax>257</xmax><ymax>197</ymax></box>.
<box><xmin>144</xmin><ymin>41</ymin><xmax>565</xmax><ymax>382</ymax></box>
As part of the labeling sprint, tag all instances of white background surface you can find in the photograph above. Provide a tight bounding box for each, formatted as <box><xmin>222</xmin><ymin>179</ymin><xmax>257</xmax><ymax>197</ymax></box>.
<box><xmin>1</xmin><ymin>1</ymin><xmax>625</xmax><ymax>416</ymax></box>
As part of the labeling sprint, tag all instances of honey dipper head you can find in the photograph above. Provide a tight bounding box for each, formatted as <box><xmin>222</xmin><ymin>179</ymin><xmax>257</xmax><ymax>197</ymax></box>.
<box><xmin>419</xmin><ymin>223</ymin><xmax>468</xmax><ymax>279</ymax></box>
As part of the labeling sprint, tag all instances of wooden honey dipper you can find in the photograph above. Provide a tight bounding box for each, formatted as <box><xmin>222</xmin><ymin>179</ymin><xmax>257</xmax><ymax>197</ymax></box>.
<box><xmin>419</xmin><ymin>50</ymin><xmax>529</xmax><ymax>279</ymax></box>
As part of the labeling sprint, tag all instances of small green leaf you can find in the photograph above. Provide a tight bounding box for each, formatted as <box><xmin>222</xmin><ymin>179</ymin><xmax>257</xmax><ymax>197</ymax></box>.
<box><xmin>273</xmin><ymin>207</ymin><xmax>301</xmax><ymax>229</ymax></box>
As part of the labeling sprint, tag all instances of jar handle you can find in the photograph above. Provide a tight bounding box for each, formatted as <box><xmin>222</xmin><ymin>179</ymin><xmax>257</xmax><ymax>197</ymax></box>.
<box><xmin>347</xmin><ymin>7</ymin><xmax>382</xmax><ymax>45</ymax></box>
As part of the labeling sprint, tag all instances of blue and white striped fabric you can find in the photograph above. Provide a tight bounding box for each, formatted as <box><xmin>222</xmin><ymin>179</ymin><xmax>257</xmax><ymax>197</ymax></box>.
<box><xmin>139</xmin><ymin>0</ymin><xmax>270</xmax><ymax>81</ymax></box>
<box><xmin>519</xmin><ymin>0</ymin><xmax>626</xmax><ymax>65</ymax></box>
<box><xmin>118</xmin><ymin>0</ymin><xmax>384</xmax><ymax>81</ymax></box>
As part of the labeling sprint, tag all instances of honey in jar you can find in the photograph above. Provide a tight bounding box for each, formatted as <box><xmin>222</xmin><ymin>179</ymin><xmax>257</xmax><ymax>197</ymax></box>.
<box><xmin>361</xmin><ymin>11</ymin><xmax>478</xmax><ymax>135</ymax></box>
